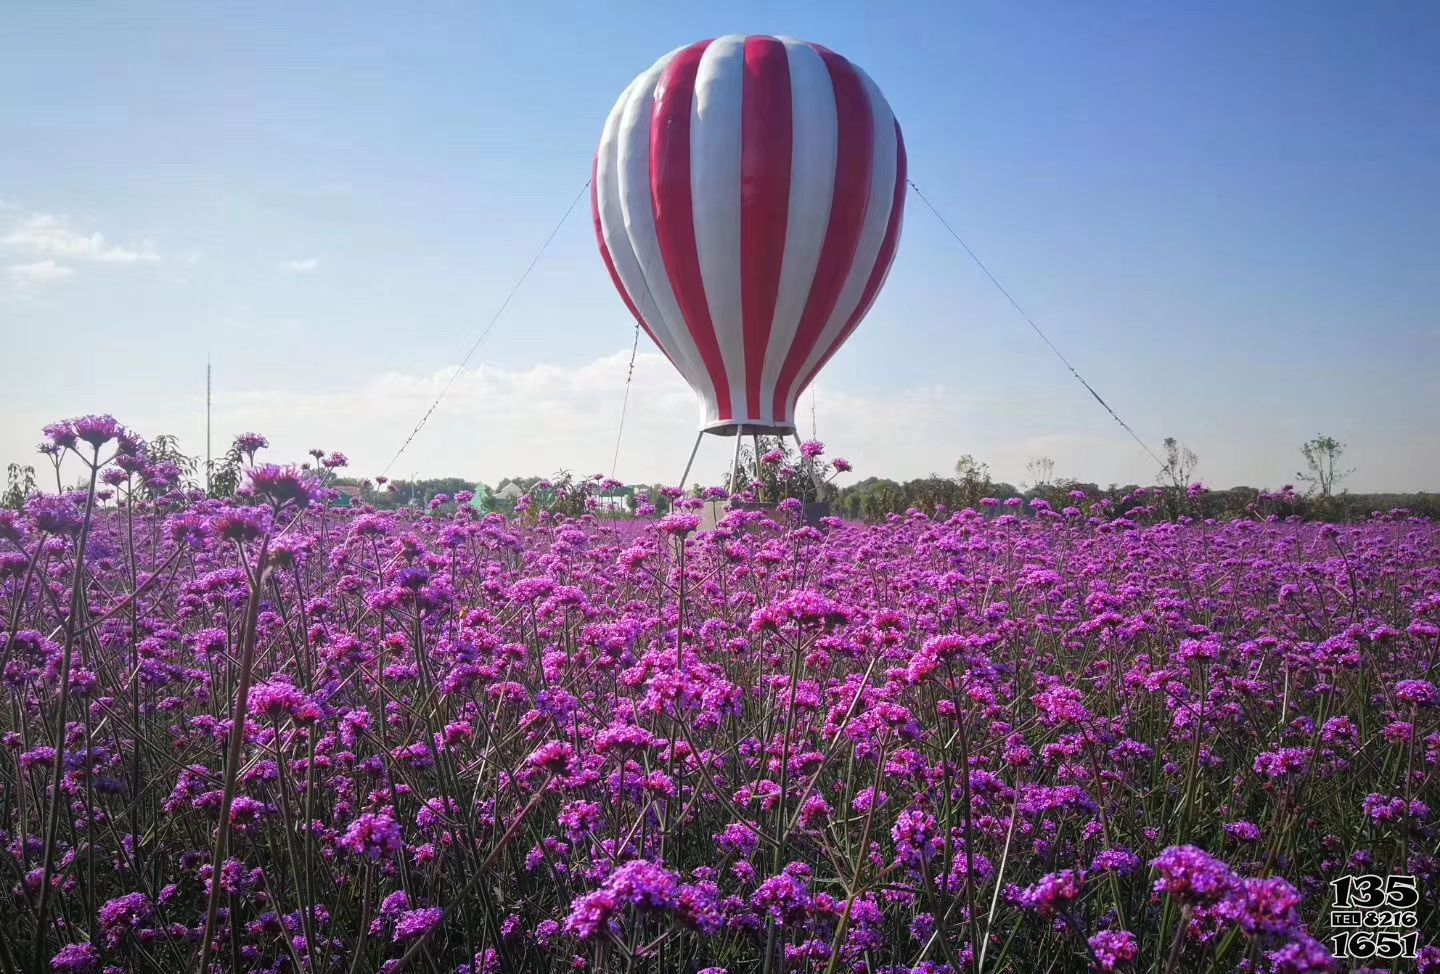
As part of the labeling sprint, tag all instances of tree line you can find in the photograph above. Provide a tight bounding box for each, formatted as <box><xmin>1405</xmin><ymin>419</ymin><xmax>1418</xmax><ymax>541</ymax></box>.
<box><xmin>4</xmin><ymin>430</ymin><xmax>1432</xmax><ymax>524</ymax></box>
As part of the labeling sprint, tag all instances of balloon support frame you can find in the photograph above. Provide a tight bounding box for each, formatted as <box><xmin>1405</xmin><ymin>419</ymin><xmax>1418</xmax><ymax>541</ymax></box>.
<box><xmin>676</xmin><ymin>425</ymin><xmax>820</xmax><ymax>498</ymax></box>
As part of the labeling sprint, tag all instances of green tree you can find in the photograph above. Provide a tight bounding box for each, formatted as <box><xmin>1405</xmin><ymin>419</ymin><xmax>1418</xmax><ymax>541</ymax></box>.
<box><xmin>209</xmin><ymin>441</ymin><xmax>244</xmax><ymax>498</ymax></box>
<box><xmin>1297</xmin><ymin>435</ymin><xmax>1354</xmax><ymax>499</ymax></box>
<box><xmin>3</xmin><ymin>463</ymin><xmax>37</xmax><ymax>510</ymax></box>
<box><xmin>952</xmin><ymin>454</ymin><xmax>995</xmax><ymax>509</ymax></box>
<box><xmin>147</xmin><ymin>433</ymin><xmax>200</xmax><ymax>488</ymax></box>
<box><xmin>1157</xmin><ymin>437</ymin><xmax>1199</xmax><ymax>518</ymax></box>
<box><xmin>953</xmin><ymin>454</ymin><xmax>988</xmax><ymax>482</ymax></box>
<box><xmin>1025</xmin><ymin>456</ymin><xmax>1056</xmax><ymax>490</ymax></box>
<box><xmin>1158</xmin><ymin>437</ymin><xmax>1198</xmax><ymax>491</ymax></box>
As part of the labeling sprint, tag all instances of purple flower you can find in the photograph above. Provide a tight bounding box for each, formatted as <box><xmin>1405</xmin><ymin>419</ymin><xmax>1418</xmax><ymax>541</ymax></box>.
<box><xmin>564</xmin><ymin>890</ymin><xmax>618</xmax><ymax>940</ymax></box>
<box><xmin>892</xmin><ymin>809</ymin><xmax>941</xmax><ymax>868</ymax></box>
<box><xmin>50</xmin><ymin>944</ymin><xmax>101</xmax><ymax>974</ymax></box>
<box><xmin>605</xmin><ymin>860</ymin><xmax>681</xmax><ymax>910</ymax></box>
<box><xmin>234</xmin><ymin>432</ymin><xmax>269</xmax><ymax>458</ymax></box>
<box><xmin>1150</xmin><ymin>845</ymin><xmax>1238</xmax><ymax>905</ymax></box>
<box><xmin>527</xmin><ymin>741</ymin><xmax>576</xmax><ymax>775</ymax></box>
<box><xmin>20</xmin><ymin>746</ymin><xmax>58</xmax><ymax>770</ymax></box>
<box><xmin>1253</xmin><ymin>747</ymin><xmax>1312</xmax><ymax>780</ymax></box>
<box><xmin>749</xmin><ymin>590</ymin><xmax>853</xmax><ymax>631</ymax></box>
<box><xmin>1089</xmin><ymin>849</ymin><xmax>1142</xmax><ymax>876</ymax></box>
<box><xmin>229</xmin><ymin>795</ymin><xmax>269</xmax><ymax>825</ymax></box>
<box><xmin>1225</xmin><ymin>877</ymin><xmax>1303</xmax><ymax>939</ymax></box>
<box><xmin>715</xmin><ymin>822</ymin><xmax>761</xmax><ymax>859</ymax></box>
<box><xmin>1018</xmin><ymin>870</ymin><xmax>1083</xmax><ymax>918</ymax></box>
<box><xmin>98</xmin><ymin>892</ymin><xmax>153</xmax><ymax>947</ymax></box>
<box><xmin>341</xmin><ymin>811</ymin><xmax>404</xmax><ymax>861</ymax></box>
<box><xmin>910</xmin><ymin>913</ymin><xmax>936</xmax><ymax>944</ymax></box>
<box><xmin>1395</xmin><ymin>680</ymin><xmax>1438</xmax><ymax>708</ymax></box>
<box><xmin>5</xmin><ymin>413</ymin><xmax>1440</xmax><ymax>974</ymax></box>
<box><xmin>563</xmin><ymin>859</ymin><xmax>680</xmax><ymax>940</ymax></box>
<box><xmin>72</xmin><ymin>415</ymin><xmax>125</xmax><ymax>449</ymax></box>
<box><xmin>0</xmin><ymin>510</ymin><xmax>25</xmax><ymax>544</ymax></box>
<box><xmin>1032</xmin><ymin>685</ymin><xmax>1092</xmax><ymax>727</ymax></box>
<box><xmin>752</xmin><ymin>868</ymin><xmax>813</xmax><ymax>926</ymax></box>
<box><xmin>43</xmin><ymin>422</ymin><xmax>79</xmax><ymax>451</ymax></box>
<box><xmin>393</xmin><ymin>907</ymin><xmax>445</xmax><ymax>942</ymax></box>
<box><xmin>658</xmin><ymin>513</ymin><xmax>701</xmax><ymax>536</ymax></box>
<box><xmin>1361</xmin><ymin>793</ymin><xmax>1427</xmax><ymax>825</ymax></box>
<box><xmin>1266</xmin><ymin>935</ymin><xmax>1338</xmax><ymax>974</ymax></box>
<box><xmin>1223</xmin><ymin>821</ymin><xmax>1263</xmax><ymax>844</ymax></box>
<box><xmin>248</xmin><ymin>681</ymin><xmax>315</xmax><ymax>722</ymax></box>
<box><xmin>166</xmin><ymin>512</ymin><xmax>213</xmax><ymax>549</ymax></box>
<box><xmin>592</xmin><ymin>723</ymin><xmax>655</xmax><ymax>755</ymax></box>
<box><xmin>27</xmin><ymin>495</ymin><xmax>84</xmax><ymax>536</ymax></box>
<box><xmin>1088</xmin><ymin>930</ymin><xmax>1138</xmax><ymax>971</ymax></box>
<box><xmin>246</xmin><ymin>465</ymin><xmax>321</xmax><ymax>509</ymax></box>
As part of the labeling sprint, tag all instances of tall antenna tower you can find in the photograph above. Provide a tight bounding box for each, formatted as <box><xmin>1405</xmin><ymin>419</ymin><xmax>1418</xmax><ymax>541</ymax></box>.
<box><xmin>205</xmin><ymin>358</ymin><xmax>212</xmax><ymax>494</ymax></box>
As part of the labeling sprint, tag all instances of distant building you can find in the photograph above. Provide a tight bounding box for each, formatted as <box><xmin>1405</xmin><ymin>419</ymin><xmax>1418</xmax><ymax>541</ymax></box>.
<box><xmin>330</xmin><ymin>484</ymin><xmax>364</xmax><ymax>508</ymax></box>
<box><xmin>594</xmin><ymin>485</ymin><xmax>635</xmax><ymax>513</ymax></box>
<box><xmin>495</xmin><ymin>482</ymin><xmax>525</xmax><ymax>501</ymax></box>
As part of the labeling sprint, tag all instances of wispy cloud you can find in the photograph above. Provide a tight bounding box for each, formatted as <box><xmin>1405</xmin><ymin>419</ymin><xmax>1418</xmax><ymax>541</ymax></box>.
<box><xmin>3</xmin><ymin>346</ymin><xmax>1430</xmax><ymax>491</ymax></box>
<box><xmin>4</xmin><ymin>259</ymin><xmax>75</xmax><ymax>289</ymax></box>
<box><xmin>1</xmin><ymin>213</ymin><xmax>160</xmax><ymax>264</ymax></box>
<box><xmin>279</xmin><ymin>257</ymin><xmax>319</xmax><ymax>273</ymax></box>
<box><xmin>125</xmin><ymin>350</ymin><xmax>1138</xmax><ymax>487</ymax></box>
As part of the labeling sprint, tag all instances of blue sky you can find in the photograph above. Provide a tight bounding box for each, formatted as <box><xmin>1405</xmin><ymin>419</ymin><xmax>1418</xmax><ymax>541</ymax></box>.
<box><xmin>2</xmin><ymin>1</ymin><xmax>1436</xmax><ymax>491</ymax></box>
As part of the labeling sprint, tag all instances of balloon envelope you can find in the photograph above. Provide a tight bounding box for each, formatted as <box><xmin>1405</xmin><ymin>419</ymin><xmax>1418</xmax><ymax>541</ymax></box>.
<box><xmin>593</xmin><ymin>35</ymin><xmax>906</xmax><ymax>434</ymax></box>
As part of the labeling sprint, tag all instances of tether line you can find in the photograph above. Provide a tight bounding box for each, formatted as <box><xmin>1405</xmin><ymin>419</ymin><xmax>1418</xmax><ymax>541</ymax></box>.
<box><xmin>907</xmin><ymin>178</ymin><xmax>1167</xmax><ymax>473</ymax></box>
<box><xmin>610</xmin><ymin>320</ymin><xmax>641</xmax><ymax>479</ymax></box>
<box><xmin>381</xmin><ymin>178</ymin><xmax>592</xmax><ymax>477</ymax></box>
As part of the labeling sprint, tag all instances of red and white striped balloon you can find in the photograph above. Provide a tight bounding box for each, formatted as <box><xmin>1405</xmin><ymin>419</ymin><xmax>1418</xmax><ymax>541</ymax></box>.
<box><xmin>593</xmin><ymin>35</ymin><xmax>906</xmax><ymax>433</ymax></box>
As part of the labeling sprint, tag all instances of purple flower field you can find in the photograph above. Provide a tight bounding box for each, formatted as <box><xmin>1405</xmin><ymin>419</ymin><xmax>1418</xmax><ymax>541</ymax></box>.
<box><xmin>2</xmin><ymin>417</ymin><xmax>1437</xmax><ymax>974</ymax></box>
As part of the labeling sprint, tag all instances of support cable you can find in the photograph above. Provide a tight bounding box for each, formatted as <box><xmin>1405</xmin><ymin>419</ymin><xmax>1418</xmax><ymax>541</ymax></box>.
<box><xmin>610</xmin><ymin>320</ymin><xmax>641</xmax><ymax>479</ymax></box>
<box><xmin>380</xmin><ymin>178</ymin><xmax>592</xmax><ymax>477</ymax></box>
<box><xmin>907</xmin><ymin>179</ymin><xmax>1166</xmax><ymax>472</ymax></box>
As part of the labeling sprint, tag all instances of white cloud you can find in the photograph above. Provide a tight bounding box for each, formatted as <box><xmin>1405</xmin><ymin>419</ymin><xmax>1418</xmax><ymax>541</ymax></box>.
<box><xmin>1</xmin><ymin>213</ymin><xmax>160</xmax><ymax>263</ymax></box>
<box><xmin>82</xmin><ymin>350</ymin><xmax>1156</xmax><ymax>489</ymax></box>
<box><xmin>4</xmin><ymin>259</ymin><xmax>75</xmax><ymax>288</ymax></box>
<box><xmin>279</xmin><ymin>257</ymin><xmax>319</xmax><ymax>273</ymax></box>
<box><xmin>3</xmin><ymin>348</ymin><xmax>1435</xmax><ymax>491</ymax></box>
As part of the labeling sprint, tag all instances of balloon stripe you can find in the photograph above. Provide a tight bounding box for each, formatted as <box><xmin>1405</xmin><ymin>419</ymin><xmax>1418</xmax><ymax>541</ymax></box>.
<box><xmin>591</xmin><ymin>159</ymin><xmax>670</xmax><ymax>366</ymax></box>
<box><xmin>691</xmin><ymin>37</ymin><xmax>748</xmax><ymax>426</ymax></box>
<box><xmin>771</xmin><ymin>46</ymin><xmax>874</xmax><ymax>424</ymax></box>
<box><xmin>650</xmin><ymin>41</ymin><xmax>735</xmax><ymax>423</ymax></box>
<box><xmin>613</xmin><ymin>46</ymin><xmax>718</xmax><ymax>421</ymax></box>
<box><xmin>599</xmin><ymin>50</ymin><xmax>717</xmax><ymax>417</ymax></box>
<box><xmin>788</xmin><ymin>69</ymin><xmax>899</xmax><ymax>404</ymax></box>
<box><xmin>798</xmin><ymin>121</ymin><xmax>907</xmax><ymax>391</ymax></box>
<box><xmin>739</xmin><ymin>36</ymin><xmax>792</xmax><ymax>424</ymax></box>
<box><xmin>759</xmin><ymin>39</ymin><xmax>837</xmax><ymax>430</ymax></box>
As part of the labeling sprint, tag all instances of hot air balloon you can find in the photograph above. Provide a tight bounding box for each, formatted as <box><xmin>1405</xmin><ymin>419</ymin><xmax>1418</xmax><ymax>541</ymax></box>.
<box><xmin>593</xmin><ymin>35</ymin><xmax>906</xmax><ymax>482</ymax></box>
